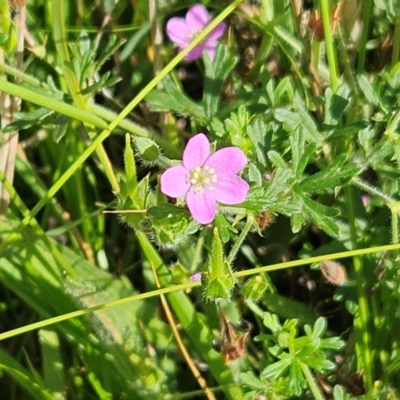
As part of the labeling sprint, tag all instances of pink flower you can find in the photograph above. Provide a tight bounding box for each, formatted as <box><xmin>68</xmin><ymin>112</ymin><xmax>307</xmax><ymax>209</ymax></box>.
<box><xmin>166</xmin><ymin>4</ymin><xmax>226</xmax><ymax>61</ymax></box>
<box><xmin>190</xmin><ymin>272</ymin><xmax>202</xmax><ymax>282</ymax></box>
<box><xmin>160</xmin><ymin>134</ymin><xmax>249</xmax><ymax>224</ymax></box>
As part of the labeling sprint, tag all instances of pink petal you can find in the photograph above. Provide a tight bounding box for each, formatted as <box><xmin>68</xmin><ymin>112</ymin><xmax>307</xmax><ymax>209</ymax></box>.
<box><xmin>206</xmin><ymin>147</ymin><xmax>248</xmax><ymax>174</ymax></box>
<box><xmin>183</xmin><ymin>134</ymin><xmax>210</xmax><ymax>170</ymax></box>
<box><xmin>206</xmin><ymin>22</ymin><xmax>226</xmax><ymax>41</ymax></box>
<box><xmin>160</xmin><ymin>165</ymin><xmax>190</xmax><ymax>198</ymax></box>
<box><xmin>166</xmin><ymin>18</ymin><xmax>191</xmax><ymax>45</ymax></box>
<box><xmin>186</xmin><ymin>5</ymin><xmax>210</xmax><ymax>31</ymax></box>
<box><xmin>185</xmin><ymin>45</ymin><xmax>204</xmax><ymax>61</ymax></box>
<box><xmin>213</xmin><ymin>175</ymin><xmax>249</xmax><ymax>204</ymax></box>
<box><xmin>204</xmin><ymin>45</ymin><xmax>217</xmax><ymax>60</ymax></box>
<box><xmin>186</xmin><ymin>190</ymin><xmax>217</xmax><ymax>224</ymax></box>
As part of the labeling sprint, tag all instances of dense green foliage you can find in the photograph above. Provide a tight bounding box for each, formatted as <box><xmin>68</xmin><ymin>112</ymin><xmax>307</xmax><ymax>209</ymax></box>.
<box><xmin>1</xmin><ymin>0</ymin><xmax>400</xmax><ymax>398</ymax></box>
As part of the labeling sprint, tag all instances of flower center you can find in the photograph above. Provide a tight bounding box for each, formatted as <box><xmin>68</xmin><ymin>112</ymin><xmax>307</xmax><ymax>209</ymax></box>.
<box><xmin>190</xmin><ymin>165</ymin><xmax>217</xmax><ymax>194</ymax></box>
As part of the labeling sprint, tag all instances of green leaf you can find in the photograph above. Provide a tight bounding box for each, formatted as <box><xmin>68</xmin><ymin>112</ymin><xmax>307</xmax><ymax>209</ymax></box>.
<box><xmin>311</xmin><ymin>317</ymin><xmax>327</xmax><ymax>339</ymax></box>
<box><xmin>265</xmin><ymin>168</ymin><xmax>293</xmax><ymax>200</ymax></box>
<box><xmin>298</xmin><ymin>155</ymin><xmax>361</xmax><ymax>192</ymax></box>
<box><xmin>246</xmin><ymin>118</ymin><xmax>269</xmax><ymax>167</ymax></box>
<box><xmin>300</xmin><ymin>194</ymin><xmax>339</xmax><ymax>237</ymax></box>
<box><xmin>134</xmin><ymin>136</ymin><xmax>161</xmax><ymax>162</ymax></box>
<box><xmin>240</xmin><ymin>372</ymin><xmax>265</xmax><ymax>390</ymax></box>
<box><xmin>146</xmin><ymin>74</ymin><xmax>206</xmax><ymax>118</ymax></box>
<box><xmin>320</xmin><ymin>336</ymin><xmax>345</xmax><ymax>350</ymax></box>
<box><xmin>261</xmin><ymin>357</ymin><xmax>292</xmax><ymax>379</ymax></box>
<box><xmin>262</xmin><ymin>312</ymin><xmax>281</xmax><ymax>332</ymax></box>
<box><xmin>289</xmin><ymin>358</ymin><xmax>305</xmax><ymax>396</ymax></box>
<box><xmin>290</xmin><ymin>128</ymin><xmax>317</xmax><ymax>179</ymax></box>
<box><xmin>202</xmin><ymin>228</ymin><xmax>235</xmax><ymax>301</ymax></box>
<box><xmin>124</xmin><ymin>134</ymin><xmax>137</xmax><ymax>198</ymax></box>
<box><xmin>323</xmin><ymin>86</ymin><xmax>350</xmax><ymax>126</ymax></box>
<box><xmin>275</xmin><ymin>96</ymin><xmax>322</xmax><ymax>143</ymax></box>
<box><xmin>145</xmin><ymin>89</ymin><xmax>205</xmax><ymax>118</ymax></box>
<box><xmin>267</xmin><ymin>150</ymin><xmax>287</xmax><ymax>169</ymax></box>
<box><xmin>0</xmin><ymin>347</ymin><xmax>54</xmax><ymax>400</ymax></box>
<box><xmin>291</xmin><ymin>212</ymin><xmax>304</xmax><ymax>233</ymax></box>
<box><xmin>147</xmin><ymin>203</ymin><xmax>189</xmax><ymax>220</ymax></box>
<box><xmin>203</xmin><ymin>44</ymin><xmax>237</xmax><ymax>118</ymax></box>
<box><xmin>3</xmin><ymin>108</ymin><xmax>54</xmax><ymax>132</ymax></box>
<box><xmin>80</xmin><ymin>74</ymin><xmax>121</xmax><ymax>95</ymax></box>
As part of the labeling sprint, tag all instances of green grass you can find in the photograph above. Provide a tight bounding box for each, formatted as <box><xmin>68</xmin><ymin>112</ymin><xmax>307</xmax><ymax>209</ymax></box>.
<box><xmin>1</xmin><ymin>0</ymin><xmax>400</xmax><ymax>398</ymax></box>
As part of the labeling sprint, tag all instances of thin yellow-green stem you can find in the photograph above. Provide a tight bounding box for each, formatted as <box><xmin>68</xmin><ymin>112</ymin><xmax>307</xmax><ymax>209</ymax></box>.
<box><xmin>300</xmin><ymin>364</ymin><xmax>325</xmax><ymax>400</ymax></box>
<box><xmin>227</xmin><ymin>216</ymin><xmax>253</xmax><ymax>264</ymax></box>
<box><xmin>2</xmin><ymin>242</ymin><xmax>400</xmax><ymax>341</ymax></box>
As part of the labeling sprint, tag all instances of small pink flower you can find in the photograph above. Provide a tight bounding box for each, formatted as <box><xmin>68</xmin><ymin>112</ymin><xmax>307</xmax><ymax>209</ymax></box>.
<box><xmin>160</xmin><ymin>134</ymin><xmax>249</xmax><ymax>224</ymax></box>
<box><xmin>190</xmin><ymin>272</ymin><xmax>202</xmax><ymax>282</ymax></box>
<box><xmin>166</xmin><ymin>4</ymin><xmax>226</xmax><ymax>61</ymax></box>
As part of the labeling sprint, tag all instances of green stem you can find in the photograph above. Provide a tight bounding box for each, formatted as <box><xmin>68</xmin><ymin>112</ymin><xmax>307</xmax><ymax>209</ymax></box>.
<box><xmin>191</xmin><ymin>228</ymin><xmax>207</xmax><ymax>273</ymax></box>
<box><xmin>351</xmin><ymin>177</ymin><xmax>395</xmax><ymax>203</ymax></box>
<box><xmin>388</xmin><ymin>202</ymin><xmax>400</xmax><ymax>244</ymax></box>
<box><xmin>227</xmin><ymin>216</ymin><xmax>253</xmax><ymax>264</ymax></box>
<box><xmin>319</xmin><ymin>0</ymin><xmax>339</xmax><ymax>91</ymax></box>
<box><xmin>357</xmin><ymin>0</ymin><xmax>373</xmax><ymax>74</ymax></box>
<box><xmin>300</xmin><ymin>363</ymin><xmax>325</xmax><ymax>400</ymax></box>
<box><xmin>345</xmin><ymin>185</ymin><xmax>373</xmax><ymax>390</ymax></box>
<box><xmin>392</xmin><ymin>0</ymin><xmax>400</xmax><ymax>66</ymax></box>
<box><xmin>51</xmin><ymin>0</ymin><xmax>120</xmax><ymax>194</ymax></box>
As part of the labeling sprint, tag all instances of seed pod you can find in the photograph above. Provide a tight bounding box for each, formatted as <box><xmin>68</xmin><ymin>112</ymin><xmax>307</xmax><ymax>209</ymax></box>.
<box><xmin>320</xmin><ymin>260</ymin><xmax>347</xmax><ymax>285</ymax></box>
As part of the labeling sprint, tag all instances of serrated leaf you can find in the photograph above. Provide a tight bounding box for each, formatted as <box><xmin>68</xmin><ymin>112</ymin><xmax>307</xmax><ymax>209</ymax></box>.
<box><xmin>80</xmin><ymin>74</ymin><xmax>121</xmax><ymax>95</ymax></box>
<box><xmin>203</xmin><ymin>44</ymin><xmax>237</xmax><ymax>118</ymax></box>
<box><xmin>326</xmin><ymin>121</ymin><xmax>368</xmax><ymax>142</ymax></box>
<box><xmin>248</xmin><ymin>163</ymin><xmax>263</xmax><ymax>186</ymax></box>
<box><xmin>275</xmin><ymin>97</ymin><xmax>322</xmax><ymax>143</ymax></box>
<box><xmin>145</xmin><ymin>90</ymin><xmax>205</xmax><ymax>118</ymax></box>
<box><xmin>265</xmin><ymin>168</ymin><xmax>292</xmax><ymax>199</ymax></box>
<box><xmin>290</xmin><ymin>128</ymin><xmax>317</xmax><ymax>179</ymax></box>
<box><xmin>324</xmin><ymin>86</ymin><xmax>350</xmax><ymax>126</ymax></box>
<box><xmin>266</xmin><ymin>200</ymin><xmax>300</xmax><ymax>216</ymax></box>
<box><xmin>267</xmin><ymin>150</ymin><xmax>287</xmax><ymax>169</ymax></box>
<box><xmin>262</xmin><ymin>312</ymin><xmax>281</xmax><ymax>332</ymax></box>
<box><xmin>299</xmin><ymin>155</ymin><xmax>361</xmax><ymax>192</ymax></box>
<box><xmin>357</xmin><ymin>74</ymin><xmax>379</xmax><ymax>106</ymax></box>
<box><xmin>247</xmin><ymin>118</ymin><xmax>269</xmax><ymax>166</ymax></box>
<box><xmin>300</xmin><ymin>195</ymin><xmax>339</xmax><ymax>237</ymax></box>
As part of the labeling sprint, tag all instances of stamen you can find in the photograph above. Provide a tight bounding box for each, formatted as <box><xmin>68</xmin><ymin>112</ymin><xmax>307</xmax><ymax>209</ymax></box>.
<box><xmin>189</xmin><ymin>164</ymin><xmax>219</xmax><ymax>193</ymax></box>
